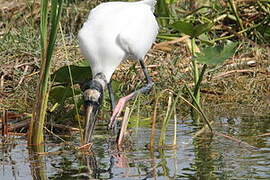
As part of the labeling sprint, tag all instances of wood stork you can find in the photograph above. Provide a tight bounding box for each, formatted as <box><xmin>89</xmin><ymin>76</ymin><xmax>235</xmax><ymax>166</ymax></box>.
<box><xmin>78</xmin><ymin>0</ymin><xmax>159</xmax><ymax>144</ymax></box>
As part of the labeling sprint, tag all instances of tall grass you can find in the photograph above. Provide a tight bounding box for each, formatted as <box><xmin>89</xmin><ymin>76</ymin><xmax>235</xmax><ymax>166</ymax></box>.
<box><xmin>28</xmin><ymin>0</ymin><xmax>63</xmax><ymax>149</ymax></box>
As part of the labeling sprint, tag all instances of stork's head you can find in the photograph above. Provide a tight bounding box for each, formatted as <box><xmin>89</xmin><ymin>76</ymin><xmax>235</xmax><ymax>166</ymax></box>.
<box><xmin>83</xmin><ymin>72</ymin><xmax>107</xmax><ymax>144</ymax></box>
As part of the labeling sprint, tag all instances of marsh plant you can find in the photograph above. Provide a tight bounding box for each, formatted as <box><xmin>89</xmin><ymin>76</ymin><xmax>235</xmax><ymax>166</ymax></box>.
<box><xmin>29</xmin><ymin>0</ymin><xmax>63</xmax><ymax>150</ymax></box>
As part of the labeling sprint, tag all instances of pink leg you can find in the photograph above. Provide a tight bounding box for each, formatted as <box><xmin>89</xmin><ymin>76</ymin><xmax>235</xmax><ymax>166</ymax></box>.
<box><xmin>108</xmin><ymin>93</ymin><xmax>134</xmax><ymax>129</ymax></box>
<box><xmin>108</xmin><ymin>58</ymin><xmax>153</xmax><ymax>129</ymax></box>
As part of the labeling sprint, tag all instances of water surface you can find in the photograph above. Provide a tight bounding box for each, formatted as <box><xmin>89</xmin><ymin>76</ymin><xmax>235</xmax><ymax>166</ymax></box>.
<box><xmin>1</xmin><ymin>115</ymin><xmax>269</xmax><ymax>179</ymax></box>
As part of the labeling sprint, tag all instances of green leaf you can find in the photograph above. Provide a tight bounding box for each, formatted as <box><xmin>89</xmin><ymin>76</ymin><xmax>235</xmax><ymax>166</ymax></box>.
<box><xmin>47</xmin><ymin>0</ymin><xmax>63</xmax><ymax>62</ymax></box>
<box><xmin>49</xmin><ymin>86</ymin><xmax>81</xmax><ymax>104</ymax></box>
<box><xmin>52</xmin><ymin>63</ymin><xmax>92</xmax><ymax>84</ymax></box>
<box><xmin>193</xmin><ymin>23</ymin><xmax>214</xmax><ymax>37</ymax></box>
<box><xmin>195</xmin><ymin>42</ymin><xmax>238</xmax><ymax>65</ymax></box>
<box><xmin>171</xmin><ymin>21</ymin><xmax>213</xmax><ymax>38</ymax></box>
<box><xmin>171</xmin><ymin>21</ymin><xmax>194</xmax><ymax>36</ymax></box>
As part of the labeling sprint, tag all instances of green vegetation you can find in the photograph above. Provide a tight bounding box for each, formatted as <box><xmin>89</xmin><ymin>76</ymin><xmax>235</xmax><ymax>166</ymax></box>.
<box><xmin>28</xmin><ymin>0</ymin><xmax>63</xmax><ymax>149</ymax></box>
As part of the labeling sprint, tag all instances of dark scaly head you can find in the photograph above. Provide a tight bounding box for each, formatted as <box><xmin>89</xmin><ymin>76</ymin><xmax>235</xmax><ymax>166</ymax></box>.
<box><xmin>83</xmin><ymin>72</ymin><xmax>107</xmax><ymax>144</ymax></box>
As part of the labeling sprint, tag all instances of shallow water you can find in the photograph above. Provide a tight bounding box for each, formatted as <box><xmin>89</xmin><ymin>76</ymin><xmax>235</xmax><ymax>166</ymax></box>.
<box><xmin>1</xmin><ymin>115</ymin><xmax>270</xmax><ymax>179</ymax></box>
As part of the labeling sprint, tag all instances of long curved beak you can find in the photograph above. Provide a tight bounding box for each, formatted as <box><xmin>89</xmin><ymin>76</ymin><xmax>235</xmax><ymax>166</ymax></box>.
<box><xmin>83</xmin><ymin>88</ymin><xmax>102</xmax><ymax>144</ymax></box>
<box><xmin>84</xmin><ymin>103</ymin><xmax>98</xmax><ymax>144</ymax></box>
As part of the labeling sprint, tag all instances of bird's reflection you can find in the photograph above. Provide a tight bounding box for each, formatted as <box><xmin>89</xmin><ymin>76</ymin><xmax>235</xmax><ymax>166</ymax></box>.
<box><xmin>81</xmin><ymin>149</ymin><xmax>115</xmax><ymax>179</ymax></box>
<box><xmin>81</xmin><ymin>140</ymin><xmax>135</xmax><ymax>179</ymax></box>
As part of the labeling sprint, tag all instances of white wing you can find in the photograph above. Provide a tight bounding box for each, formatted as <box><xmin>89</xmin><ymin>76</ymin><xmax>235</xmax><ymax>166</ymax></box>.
<box><xmin>117</xmin><ymin>4</ymin><xmax>159</xmax><ymax>60</ymax></box>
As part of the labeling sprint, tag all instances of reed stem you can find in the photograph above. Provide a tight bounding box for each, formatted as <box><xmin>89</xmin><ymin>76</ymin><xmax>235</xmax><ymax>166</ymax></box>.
<box><xmin>28</xmin><ymin>0</ymin><xmax>63</xmax><ymax>149</ymax></box>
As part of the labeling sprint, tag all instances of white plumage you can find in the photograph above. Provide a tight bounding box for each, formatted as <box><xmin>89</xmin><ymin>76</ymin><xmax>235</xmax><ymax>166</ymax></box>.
<box><xmin>79</xmin><ymin>0</ymin><xmax>159</xmax><ymax>143</ymax></box>
<box><xmin>78</xmin><ymin>0</ymin><xmax>159</xmax><ymax>82</ymax></box>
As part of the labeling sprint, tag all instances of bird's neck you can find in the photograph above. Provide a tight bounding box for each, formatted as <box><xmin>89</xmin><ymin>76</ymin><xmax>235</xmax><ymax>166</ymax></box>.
<box><xmin>92</xmin><ymin>72</ymin><xmax>107</xmax><ymax>92</ymax></box>
<box><xmin>83</xmin><ymin>72</ymin><xmax>107</xmax><ymax>108</ymax></box>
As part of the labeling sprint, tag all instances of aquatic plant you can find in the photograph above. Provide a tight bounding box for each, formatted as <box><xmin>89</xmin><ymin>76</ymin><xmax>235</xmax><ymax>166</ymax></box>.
<box><xmin>28</xmin><ymin>0</ymin><xmax>63</xmax><ymax>149</ymax></box>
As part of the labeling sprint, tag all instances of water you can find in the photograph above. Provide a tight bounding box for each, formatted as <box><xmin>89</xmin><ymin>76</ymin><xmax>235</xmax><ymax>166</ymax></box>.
<box><xmin>1</xmin><ymin>115</ymin><xmax>269</xmax><ymax>179</ymax></box>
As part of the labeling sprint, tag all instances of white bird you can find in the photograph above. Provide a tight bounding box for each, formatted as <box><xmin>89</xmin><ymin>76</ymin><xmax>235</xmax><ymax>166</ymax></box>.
<box><xmin>78</xmin><ymin>0</ymin><xmax>159</xmax><ymax>144</ymax></box>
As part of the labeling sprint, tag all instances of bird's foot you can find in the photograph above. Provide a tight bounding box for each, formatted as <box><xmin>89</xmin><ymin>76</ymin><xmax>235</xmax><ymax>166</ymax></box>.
<box><xmin>108</xmin><ymin>94</ymin><xmax>133</xmax><ymax>129</ymax></box>
<box><xmin>108</xmin><ymin>97</ymin><xmax>127</xmax><ymax>129</ymax></box>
